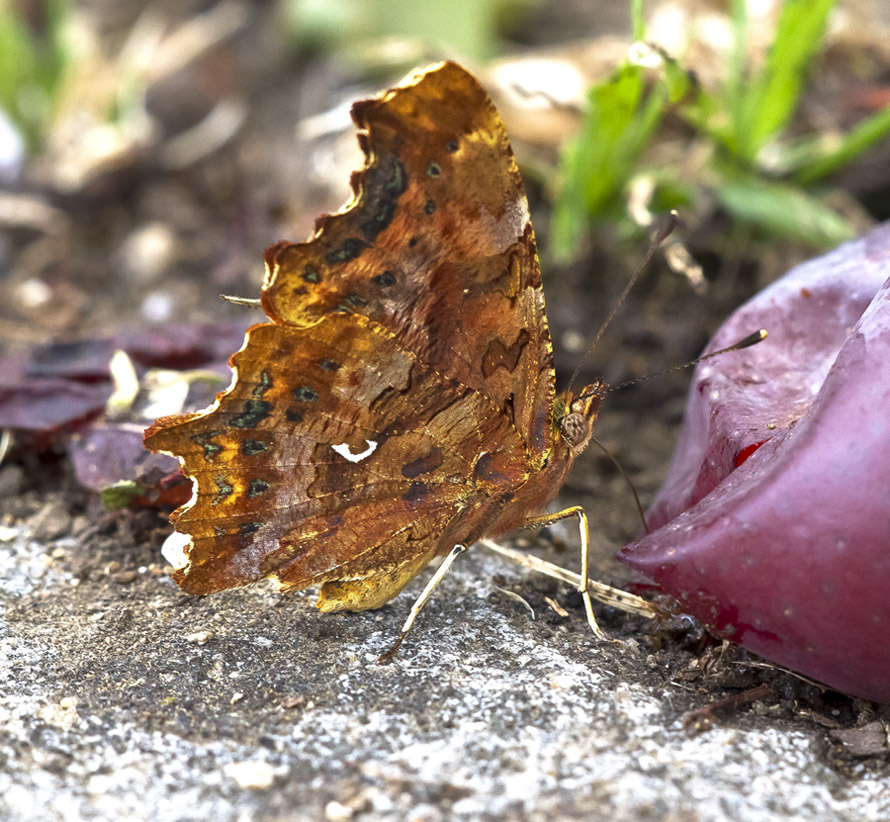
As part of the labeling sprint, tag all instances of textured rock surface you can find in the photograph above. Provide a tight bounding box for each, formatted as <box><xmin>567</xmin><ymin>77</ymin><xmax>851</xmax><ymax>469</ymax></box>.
<box><xmin>2</xmin><ymin>516</ymin><xmax>888</xmax><ymax>822</ymax></box>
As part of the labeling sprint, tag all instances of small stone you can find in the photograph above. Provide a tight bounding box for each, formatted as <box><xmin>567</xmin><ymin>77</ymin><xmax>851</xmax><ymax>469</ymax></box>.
<box><xmin>830</xmin><ymin>722</ymin><xmax>888</xmax><ymax>757</ymax></box>
<box><xmin>141</xmin><ymin>290</ymin><xmax>174</xmax><ymax>322</ymax></box>
<box><xmin>111</xmin><ymin>570</ymin><xmax>138</xmax><ymax>585</ymax></box>
<box><xmin>224</xmin><ymin>760</ymin><xmax>275</xmax><ymax>790</ymax></box>
<box><xmin>118</xmin><ymin>222</ymin><xmax>177</xmax><ymax>285</ymax></box>
<box><xmin>103</xmin><ymin>561</ymin><xmax>122</xmax><ymax>575</ymax></box>
<box><xmin>185</xmin><ymin>630</ymin><xmax>213</xmax><ymax>645</ymax></box>
<box><xmin>27</xmin><ymin>500</ymin><xmax>72</xmax><ymax>541</ymax></box>
<box><xmin>230</xmin><ymin>692</ymin><xmax>244</xmax><ymax>705</ymax></box>
<box><xmin>325</xmin><ymin>800</ymin><xmax>353</xmax><ymax>822</ymax></box>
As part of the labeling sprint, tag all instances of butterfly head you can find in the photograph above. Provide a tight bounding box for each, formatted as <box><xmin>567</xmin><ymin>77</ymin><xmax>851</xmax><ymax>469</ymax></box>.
<box><xmin>556</xmin><ymin>380</ymin><xmax>607</xmax><ymax>456</ymax></box>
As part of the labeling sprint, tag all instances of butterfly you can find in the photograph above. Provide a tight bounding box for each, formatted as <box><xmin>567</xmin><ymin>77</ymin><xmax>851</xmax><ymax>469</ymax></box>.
<box><xmin>144</xmin><ymin>61</ymin><xmax>653</xmax><ymax>655</ymax></box>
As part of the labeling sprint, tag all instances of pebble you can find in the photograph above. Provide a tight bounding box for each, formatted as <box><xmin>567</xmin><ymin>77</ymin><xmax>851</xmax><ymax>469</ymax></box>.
<box><xmin>117</xmin><ymin>222</ymin><xmax>177</xmax><ymax>284</ymax></box>
<box><xmin>111</xmin><ymin>570</ymin><xmax>138</xmax><ymax>585</ymax></box>
<box><xmin>324</xmin><ymin>800</ymin><xmax>353</xmax><ymax>822</ymax></box>
<box><xmin>224</xmin><ymin>760</ymin><xmax>275</xmax><ymax>790</ymax></box>
<box><xmin>185</xmin><ymin>630</ymin><xmax>213</xmax><ymax>645</ymax></box>
<box><xmin>27</xmin><ymin>500</ymin><xmax>72</xmax><ymax>541</ymax></box>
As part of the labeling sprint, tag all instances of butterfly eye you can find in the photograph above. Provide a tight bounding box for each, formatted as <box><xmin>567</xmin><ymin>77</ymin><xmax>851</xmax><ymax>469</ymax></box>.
<box><xmin>560</xmin><ymin>412</ymin><xmax>589</xmax><ymax>448</ymax></box>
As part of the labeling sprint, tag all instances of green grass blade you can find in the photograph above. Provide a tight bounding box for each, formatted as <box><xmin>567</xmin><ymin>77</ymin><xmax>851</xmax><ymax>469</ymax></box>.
<box><xmin>715</xmin><ymin>175</ymin><xmax>855</xmax><ymax>248</ymax></box>
<box><xmin>0</xmin><ymin>6</ymin><xmax>38</xmax><ymax>128</ymax></box>
<box><xmin>793</xmin><ymin>105</ymin><xmax>890</xmax><ymax>184</ymax></box>
<box><xmin>552</xmin><ymin>63</ymin><xmax>668</xmax><ymax>259</ymax></box>
<box><xmin>724</xmin><ymin>0</ymin><xmax>749</xmax><ymax>155</ymax></box>
<box><xmin>743</xmin><ymin>0</ymin><xmax>835</xmax><ymax>157</ymax></box>
<box><xmin>630</xmin><ymin>0</ymin><xmax>644</xmax><ymax>41</ymax></box>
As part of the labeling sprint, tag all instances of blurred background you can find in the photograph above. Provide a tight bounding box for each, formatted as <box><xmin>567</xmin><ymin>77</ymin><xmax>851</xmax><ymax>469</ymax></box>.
<box><xmin>1</xmin><ymin>0</ymin><xmax>889</xmax><ymax>354</ymax></box>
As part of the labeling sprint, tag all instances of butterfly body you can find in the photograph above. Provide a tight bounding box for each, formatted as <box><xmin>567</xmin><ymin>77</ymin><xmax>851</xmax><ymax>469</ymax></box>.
<box><xmin>145</xmin><ymin>62</ymin><xmax>605</xmax><ymax>615</ymax></box>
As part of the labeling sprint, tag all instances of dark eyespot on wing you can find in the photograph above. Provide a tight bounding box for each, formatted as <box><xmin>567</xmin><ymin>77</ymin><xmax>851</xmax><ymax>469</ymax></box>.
<box><xmin>373</xmin><ymin>271</ymin><xmax>396</xmax><ymax>287</ymax></box>
<box><xmin>402</xmin><ymin>481</ymin><xmax>429</xmax><ymax>504</ymax></box>
<box><xmin>190</xmin><ymin>432</ymin><xmax>223</xmax><ymax>461</ymax></box>
<box><xmin>247</xmin><ymin>479</ymin><xmax>270</xmax><ymax>498</ymax></box>
<box><xmin>211</xmin><ymin>477</ymin><xmax>233</xmax><ymax>506</ymax></box>
<box><xmin>384</xmin><ymin>158</ymin><xmax>407</xmax><ymax>195</ymax></box>
<box><xmin>293</xmin><ymin>386</ymin><xmax>318</xmax><ymax>402</ymax></box>
<box><xmin>241</xmin><ymin>439</ymin><xmax>268</xmax><ymax>456</ymax></box>
<box><xmin>229</xmin><ymin>400</ymin><xmax>273</xmax><ymax>429</ymax></box>
<box><xmin>402</xmin><ymin>447</ymin><xmax>444</xmax><ymax>479</ymax></box>
<box><xmin>325</xmin><ymin>237</ymin><xmax>367</xmax><ymax>264</ymax></box>
<box><xmin>361</xmin><ymin>201</ymin><xmax>396</xmax><ymax>241</ymax></box>
<box><xmin>252</xmin><ymin>370</ymin><xmax>273</xmax><ymax>399</ymax></box>
<box><xmin>359</xmin><ymin>158</ymin><xmax>407</xmax><ymax>241</ymax></box>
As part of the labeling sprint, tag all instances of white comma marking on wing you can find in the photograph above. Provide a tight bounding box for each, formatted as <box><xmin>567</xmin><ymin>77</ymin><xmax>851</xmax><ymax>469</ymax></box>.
<box><xmin>331</xmin><ymin>440</ymin><xmax>379</xmax><ymax>463</ymax></box>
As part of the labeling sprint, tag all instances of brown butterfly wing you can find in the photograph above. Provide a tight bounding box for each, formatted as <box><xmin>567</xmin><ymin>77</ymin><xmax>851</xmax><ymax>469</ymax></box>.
<box><xmin>145</xmin><ymin>62</ymin><xmax>556</xmax><ymax>609</ymax></box>
<box><xmin>145</xmin><ymin>312</ymin><xmax>529</xmax><ymax>606</ymax></box>
<box><xmin>262</xmin><ymin>60</ymin><xmax>555</xmax><ymax>457</ymax></box>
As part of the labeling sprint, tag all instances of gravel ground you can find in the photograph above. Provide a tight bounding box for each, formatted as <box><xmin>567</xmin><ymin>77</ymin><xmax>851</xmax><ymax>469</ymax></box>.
<box><xmin>2</xmin><ymin>485</ymin><xmax>888</xmax><ymax>822</ymax></box>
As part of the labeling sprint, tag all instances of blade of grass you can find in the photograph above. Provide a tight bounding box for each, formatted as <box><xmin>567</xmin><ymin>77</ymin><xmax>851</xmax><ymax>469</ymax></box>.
<box><xmin>0</xmin><ymin>0</ymin><xmax>70</xmax><ymax>150</ymax></box>
<box><xmin>630</xmin><ymin>0</ymin><xmax>644</xmax><ymax>41</ymax></box>
<box><xmin>724</xmin><ymin>0</ymin><xmax>749</xmax><ymax>156</ymax></box>
<box><xmin>552</xmin><ymin>63</ymin><xmax>664</xmax><ymax>259</ymax></box>
<box><xmin>715</xmin><ymin>175</ymin><xmax>855</xmax><ymax>248</ymax></box>
<box><xmin>792</xmin><ymin>105</ymin><xmax>890</xmax><ymax>184</ymax></box>
<box><xmin>552</xmin><ymin>47</ymin><xmax>693</xmax><ymax>260</ymax></box>
<box><xmin>746</xmin><ymin>0</ymin><xmax>835</xmax><ymax>153</ymax></box>
<box><xmin>0</xmin><ymin>5</ymin><xmax>39</xmax><ymax>134</ymax></box>
<box><xmin>730</xmin><ymin>0</ymin><xmax>835</xmax><ymax>161</ymax></box>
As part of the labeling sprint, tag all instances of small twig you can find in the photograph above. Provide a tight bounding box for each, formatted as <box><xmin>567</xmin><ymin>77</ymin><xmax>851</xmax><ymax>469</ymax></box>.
<box><xmin>730</xmin><ymin>659</ymin><xmax>826</xmax><ymax>691</ymax></box>
<box><xmin>494</xmin><ymin>586</ymin><xmax>535</xmax><ymax>620</ymax></box>
<box><xmin>543</xmin><ymin>596</ymin><xmax>569</xmax><ymax>618</ymax></box>
<box><xmin>682</xmin><ymin>683</ymin><xmax>773</xmax><ymax>733</ymax></box>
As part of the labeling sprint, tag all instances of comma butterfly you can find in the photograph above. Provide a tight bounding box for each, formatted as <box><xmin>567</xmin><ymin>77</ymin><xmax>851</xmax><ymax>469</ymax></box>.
<box><xmin>144</xmin><ymin>61</ymin><xmax>654</xmax><ymax>651</ymax></box>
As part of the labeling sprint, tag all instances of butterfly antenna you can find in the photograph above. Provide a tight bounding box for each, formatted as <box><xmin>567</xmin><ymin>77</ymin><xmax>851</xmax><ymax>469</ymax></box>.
<box><xmin>589</xmin><ymin>435</ymin><xmax>650</xmax><ymax>534</ymax></box>
<box><xmin>567</xmin><ymin>211</ymin><xmax>679</xmax><ymax>395</ymax></box>
<box><xmin>583</xmin><ymin>331</ymin><xmax>765</xmax><ymax>535</ymax></box>
<box><xmin>610</xmin><ymin>328</ymin><xmax>768</xmax><ymax>393</ymax></box>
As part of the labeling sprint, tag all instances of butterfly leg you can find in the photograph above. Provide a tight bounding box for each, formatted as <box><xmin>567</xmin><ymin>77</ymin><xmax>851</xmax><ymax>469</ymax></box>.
<box><xmin>480</xmin><ymin>538</ymin><xmax>659</xmax><ymax>618</ymax></box>
<box><xmin>519</xmin><ymin>506</ymin><xmax>606</xmax><ymax>640</ymax></box>
<box><xmin>376</xmin><ymin>543</ymin><xmax>468</xmax><ymax>664</ymax></box>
